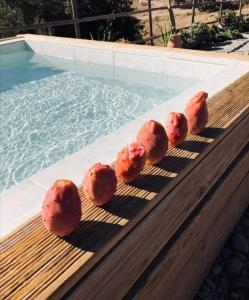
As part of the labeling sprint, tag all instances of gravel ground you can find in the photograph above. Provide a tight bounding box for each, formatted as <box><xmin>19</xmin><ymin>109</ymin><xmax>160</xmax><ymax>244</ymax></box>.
<box><xmin>195</xmin><ymin>206</ymin><xmax>249</xmax><ymax>300</ymax></box>
<box><xmin>209</xmin><ymin>33</ymin><xmax>249</xmax><ymax>55</ymax></box>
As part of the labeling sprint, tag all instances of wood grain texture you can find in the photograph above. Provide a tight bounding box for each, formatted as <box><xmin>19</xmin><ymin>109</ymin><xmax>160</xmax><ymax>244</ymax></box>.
<box><xmin>1</xmin><ymin>72</ymin><xmax>249</xmax><ymax>300</ymax></box>
<box><xmin>131</xmin><ymin>145</ymin><xmax>249</xmax><ymax>300</ymax></box>
<box><xmin>168</xmin><ymin>172</ymin><xmax>249</xmax><ymax>300</ymax></box>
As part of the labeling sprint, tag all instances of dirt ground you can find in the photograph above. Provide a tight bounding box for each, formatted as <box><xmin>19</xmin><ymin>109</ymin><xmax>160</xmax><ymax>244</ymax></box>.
<box><xmin>132</xmin><ymin>0</ymin><xmax>249</xmax><ymax>44</ymax></box>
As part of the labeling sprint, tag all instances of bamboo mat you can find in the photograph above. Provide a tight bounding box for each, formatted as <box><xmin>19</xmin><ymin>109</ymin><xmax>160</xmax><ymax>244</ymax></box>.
<box><xmin>1</xmin><ymin>72</ymin><xmax>249</xmax><ymax>300</ymax></box>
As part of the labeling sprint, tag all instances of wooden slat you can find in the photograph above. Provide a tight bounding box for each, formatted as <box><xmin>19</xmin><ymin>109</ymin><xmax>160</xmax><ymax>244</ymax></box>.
<box><xmin>0</xmin><ymin>72</ymin><xmax>249</xmax><ymax>300</ymax></box>
<box><xmin>130</xmin><ymin>145</ymin><xmax>249</xmax><ymax>299</ymax></box>
<box><xmin>167</xmin><ymin>172</ymin><xmax>249</xmax><ymax>300</ymax></box>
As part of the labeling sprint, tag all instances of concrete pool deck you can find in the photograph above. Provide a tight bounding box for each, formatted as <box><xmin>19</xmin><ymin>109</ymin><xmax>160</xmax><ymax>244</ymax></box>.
<box><xmin>1</xmin><ymin>34</ymin><xmax>249</xmax><ymax>237</ymax></box>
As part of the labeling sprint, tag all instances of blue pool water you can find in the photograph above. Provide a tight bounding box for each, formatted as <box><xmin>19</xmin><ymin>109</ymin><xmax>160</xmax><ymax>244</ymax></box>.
<box><xmin>0</xmin><ymin>47</ymin><xmax>199</xmax><ymax>192</ymax></box>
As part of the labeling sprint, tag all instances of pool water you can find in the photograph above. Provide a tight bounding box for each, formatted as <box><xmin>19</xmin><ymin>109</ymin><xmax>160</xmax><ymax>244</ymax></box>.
<box><xmin>0</xmin><ymin>48</ymin><xmax>199</xmax><ymax>192</ymax></box>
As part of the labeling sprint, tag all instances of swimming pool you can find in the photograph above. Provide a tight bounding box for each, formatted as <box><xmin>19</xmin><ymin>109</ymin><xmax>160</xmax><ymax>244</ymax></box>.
<box><xmin>0</xmin><ymin>43</ymin><xmax>199</xmax><ymax>192</ymax></box>
<box><xmin>1</xmin><ymin>35</ymin><xmax>248</xmax><ymax>237</ymax></box>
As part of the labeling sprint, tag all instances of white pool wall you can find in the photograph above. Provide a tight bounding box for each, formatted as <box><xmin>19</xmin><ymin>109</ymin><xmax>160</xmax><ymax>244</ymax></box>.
<box><xmin>1</xmin><ymin>35</ymin><xmax>249</xmax><ymax>238</ymax></box>
<box><xmin>26</xmin><ymin>37</ymin><xmax>228</xmax><ymax>79</ymax></box>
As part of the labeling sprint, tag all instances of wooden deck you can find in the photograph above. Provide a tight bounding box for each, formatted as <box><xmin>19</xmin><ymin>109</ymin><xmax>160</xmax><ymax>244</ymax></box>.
<box><xmin>1</xmin><ymin>72</ymin><xmax>249</xmax><ymax>300</ymax></box>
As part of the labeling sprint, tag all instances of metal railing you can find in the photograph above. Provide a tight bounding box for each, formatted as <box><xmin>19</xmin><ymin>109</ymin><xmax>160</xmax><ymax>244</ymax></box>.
<box><xmin>0</xmin><ymin>0</ymin><xmax>246</xmax><ymax>45</ymax></box>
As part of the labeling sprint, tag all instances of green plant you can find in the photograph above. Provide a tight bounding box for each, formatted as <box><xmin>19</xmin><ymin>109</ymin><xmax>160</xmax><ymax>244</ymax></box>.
<box><xmin>181</xmin><ymin>23</ymin><xmax>210</xmax><ymax>49</ymax></box>
<box><xmin>159</xmin><ymin>26</ymin><xmax>175</xmax><ymax>47</ymax></box>
<box><xmin>180</xmin><ymin>23</ymin><xmax>243</xmax><ymax>50</ymax></box>
<box><xmin>209</xmin><ymin>25</ymin><xmax>243</xmax><ymax>43</ymax></box>
<box><xmin>77</xmin><ymin>0</ymin><xmax>143</xmax><ymax>42</ymax></box>
<box><xmin>160</xmin><ymin>0</ymin><xmax>177</xmax><ymax>48</ymax></box>
<box><xmin>218</xmin><ymin>9</ymin><xmax>249</xmax><ymax>32</ymax></box>
<box><xmin>90</xmin><ymin>28</ymin><xmax>113</xmax><ymax>42</ymax></box>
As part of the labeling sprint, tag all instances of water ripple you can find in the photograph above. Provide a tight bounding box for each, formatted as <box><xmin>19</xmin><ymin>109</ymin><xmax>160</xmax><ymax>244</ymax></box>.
<box><xmin>0</xmin><ymin>53</ymin><xmax>198</xmax><ymax>192</ymax></box>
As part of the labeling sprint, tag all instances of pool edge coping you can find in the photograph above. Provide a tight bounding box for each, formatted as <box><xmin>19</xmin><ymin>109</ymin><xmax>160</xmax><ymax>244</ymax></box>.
<box><xmin>16</xmin><ymin>34</ymin><xmax>249</xmax><ymax>62</ymax></box>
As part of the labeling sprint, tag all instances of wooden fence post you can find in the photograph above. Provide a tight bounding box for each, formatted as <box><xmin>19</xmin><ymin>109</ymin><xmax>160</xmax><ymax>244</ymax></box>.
<box><xmin>148</xmin><ymin>0</ymin><xmax>154</xmax><ymax>45</ymax></box>
<box><xmin>219</xmin><ymin>0</ymin><xmax>223</xmax><ymax>17</ymax></box>
<box><xmin>71</xmin><ymin>0</ymin><xmax>81</xmax><ymax>38</ymax></box>
<box><xmin>191</xmin><ymin>0</ymin><xmax>196</xmax><ymax>24</ymax></box>
<box><xmin>239</xmin><ymin>0</ymin><xmax>243</xmax><ymax>16</ymax></box>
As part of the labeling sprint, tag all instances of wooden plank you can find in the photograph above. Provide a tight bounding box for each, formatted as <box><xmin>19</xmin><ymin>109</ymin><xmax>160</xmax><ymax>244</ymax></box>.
<box><xmin>148</xmin><ymin>0</ymin><xmax>154</xmax><ymax>45</ymax></box>
<box><xmin>239</xmin><ymin>0</ymin><xmax>243</xmax><ymax>16</ymax></box>
<box><xmin>65</xmin><ymin>108</ymin><xmax>249</xmax><ymax>299</ymax></box>
<box><xmin>1</xmin><ymin>73</ymin><xmax>249</xmax><ymax>299</ymax></box>
<box><xmin>220</xmin><ymin>0</ymin><xmax>223</xmax><ymax>17</ymax></box>
<box><xmin>130</xmin><ymin>145</ymin><xmax>249</xmax><ymax>299</ymax></box>
<box><xmin>191</xmin><ymin>0</ymin><xmax>196</xmax><ymax>24</ymax></box>
<box><xmin>70</xmin><ymin>0</ymin><xmax>81</xmax><ymax>38</ymax></box>
<box><xmin>168</xmin><ymin>173</ymin><xmax>249</xmax><ymax>300</ymax></box>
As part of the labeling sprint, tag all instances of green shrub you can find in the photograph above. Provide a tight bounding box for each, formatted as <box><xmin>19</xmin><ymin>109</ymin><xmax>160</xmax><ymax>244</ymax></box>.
<box><xmin>218</xmin><ymin>9</ymin><xmax>249</xmax><ymax>32</ymax></box>
<box><xmin>181</xmin><ymin>23</ymin><xmax>210</xmax><ymax>49</ymax></box>
<box><xmin>181</xmin><ymin>22</ymin><xmax>243</xmax><ymax>50</ymax></box>
<box><xmin>209</xmin><ymin>25</ymin><xmax>243</xmax><ymax>43</ymax></box>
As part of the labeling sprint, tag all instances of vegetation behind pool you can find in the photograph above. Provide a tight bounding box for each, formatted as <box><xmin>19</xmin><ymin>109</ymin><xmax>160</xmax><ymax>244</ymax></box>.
<box><xmin>160</xmin><ymin>9</ymin><xmax>249</xmax><ymax>50</ymax></box>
